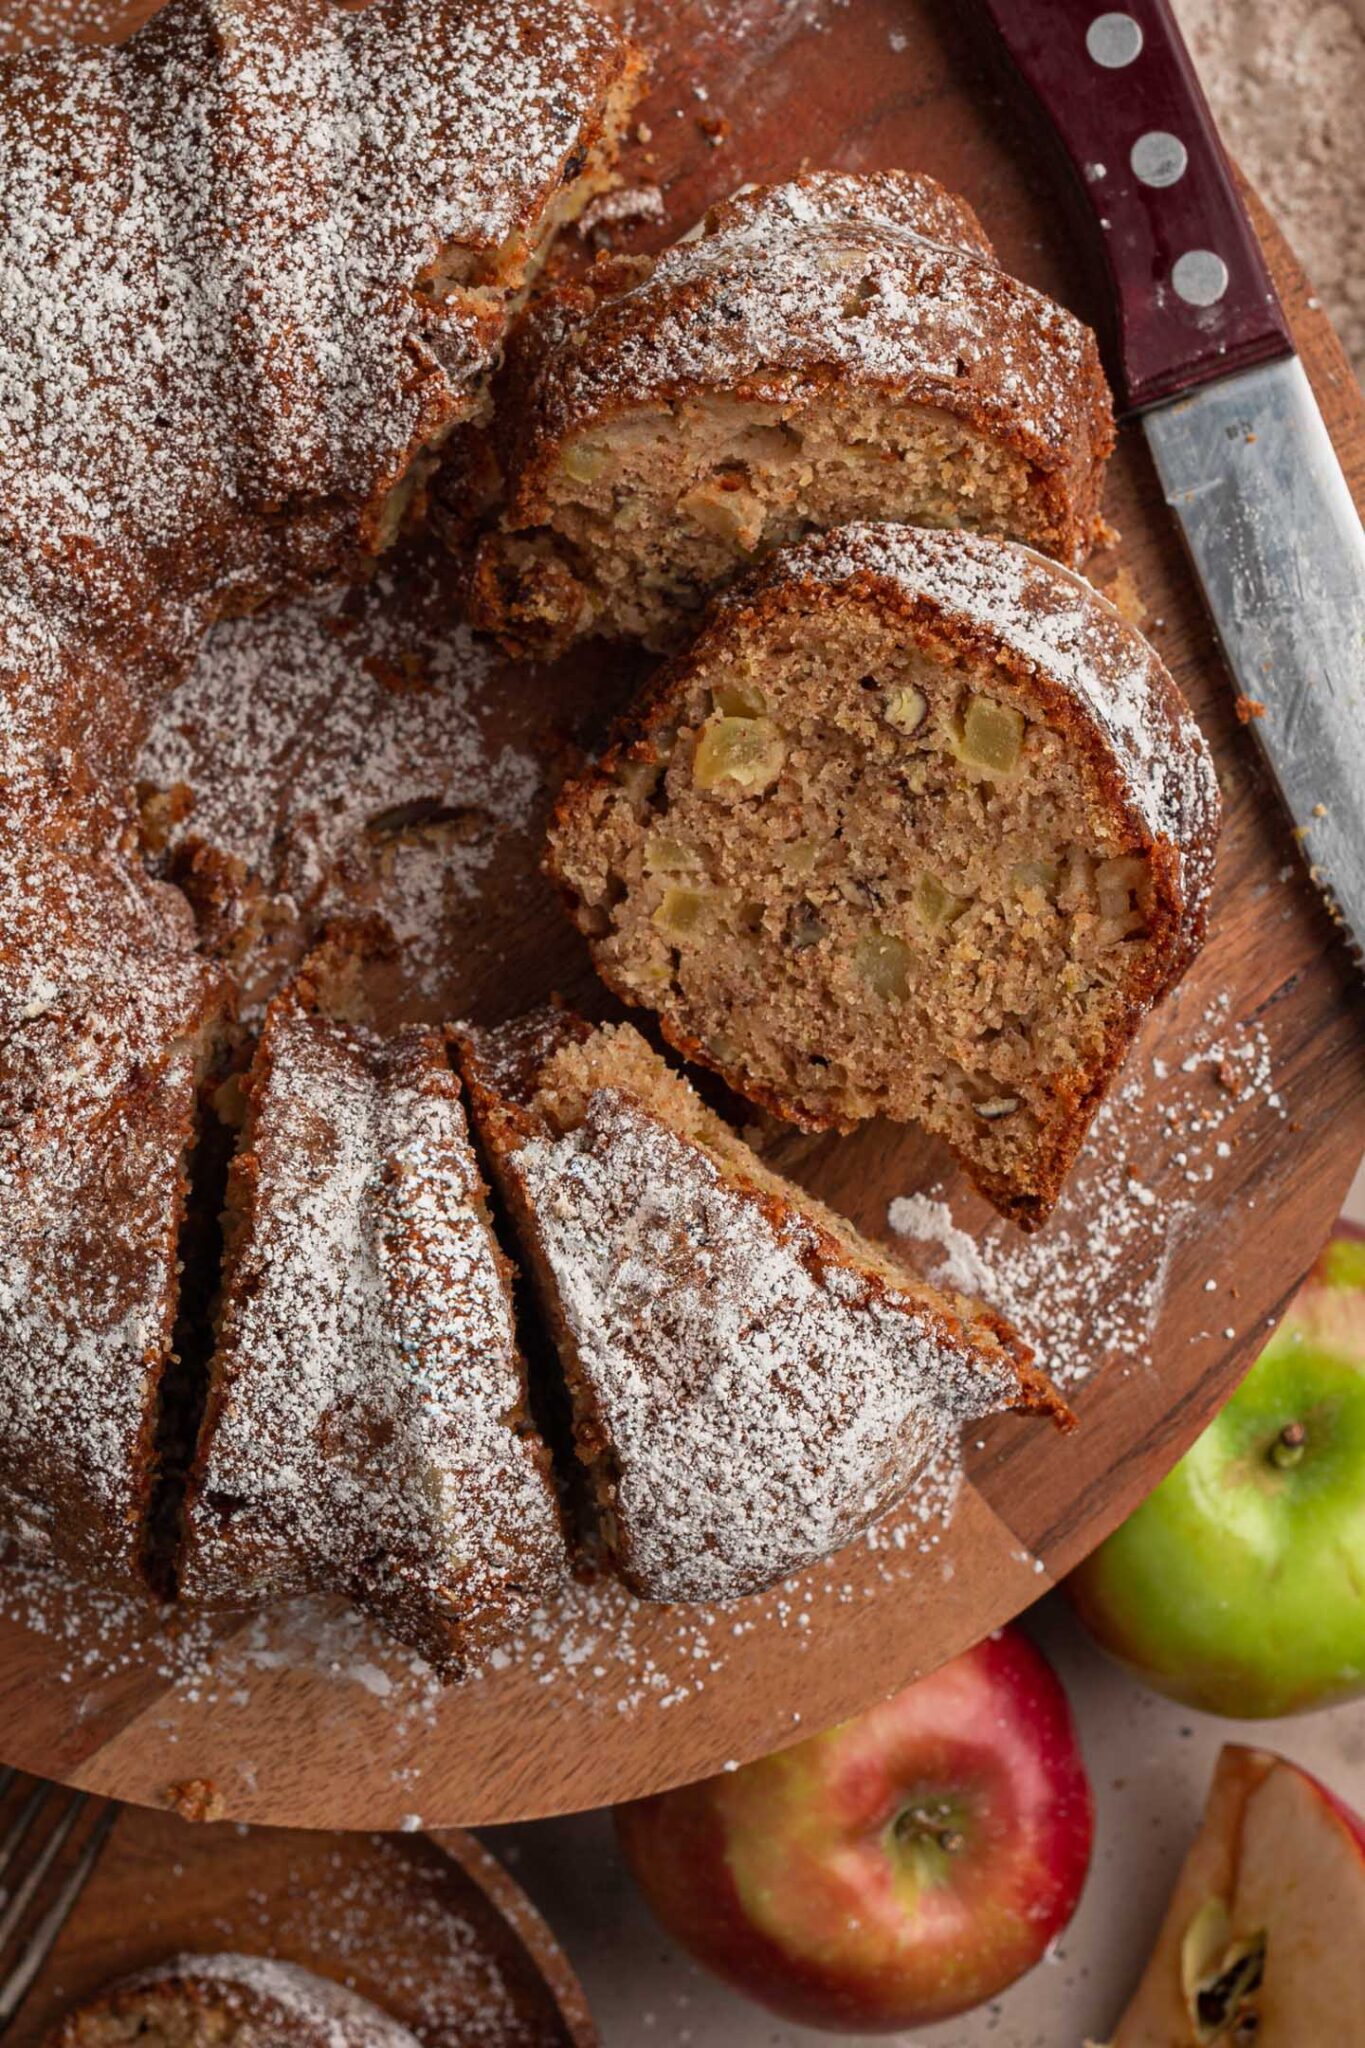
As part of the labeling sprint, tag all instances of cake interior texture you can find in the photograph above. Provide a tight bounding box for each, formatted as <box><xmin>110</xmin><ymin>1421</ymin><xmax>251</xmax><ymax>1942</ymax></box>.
<box><xmin>547</xmin><ymin>547</ymin><xmax>1211</xmax><ymax>1224</ymax></box>
<box><xmin>489</xmin><ymin>390</ymin><xmax>1084</xmax><ymax>653</ymax></box>
<box><xmin>469</xmin><ymin>170</ymin><xmax>1114</xmax><ymax>655</ymax></box>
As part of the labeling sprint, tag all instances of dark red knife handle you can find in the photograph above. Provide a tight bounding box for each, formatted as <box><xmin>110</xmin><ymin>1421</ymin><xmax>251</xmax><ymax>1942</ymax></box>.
<box><xmin>974</xmin><ymin>0</ymin><xmax>1293</xmax><ymax>413</ymax></box>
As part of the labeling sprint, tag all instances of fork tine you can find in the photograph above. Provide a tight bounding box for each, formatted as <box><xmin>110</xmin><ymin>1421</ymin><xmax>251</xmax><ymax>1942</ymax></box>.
<box><xmin>0</xmin><ymin>1786</ymin><xmax>50</xmax><ymax>1890</ymax></box>
<box><xmin>0</xmin><ymin>1803</ymin><xmax>117</xmax><ymax>2034</ymax></box>
<box><xmin>0</xmin><ymin>1796</ymin><xmax>85</xmax><ymax>1955</ymax></box>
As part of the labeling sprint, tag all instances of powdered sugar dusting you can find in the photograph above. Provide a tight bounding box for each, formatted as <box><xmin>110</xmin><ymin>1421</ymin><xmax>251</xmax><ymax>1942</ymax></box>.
<box><xmin>890</xmin><ymin>993</ymin><xmax>1286</xmax><ymax>1390</ymax></box>
<box><xmin>138</xmin><ymin>553</ymin><xmax>539</xmax><ymax>1013</ymax></box>
<box><xmin>524</xmin><ymin>171</ymin><xmax>1109</xmax><ymax>509</ymax></box>
<box><xmin>181</xmin><ymin>997</ymin><xmax>565</xmax><ymax>1672</ymax></box>
<box><xmin>0</xmin><ymin>0</ymin><xmax>630</xmax><ymax>1589</ymax></box>
<box><xmin>71</xmin><ymin>1851</ymin><xmax>554</xmax><ymax>2048</ymax></box>
<box><xmin>507</xmin><ymin>1087</ymin><xmax>1021</xmax><ymax>1602</ymax></box>
<box><xmin>117</xmin><ymin>1956</ymin><xmax>421</xmax><ymax>2048</ymax></box>
<box><xmin>0</xmin><ymin>0</ymin><xmax>629</xmax><ymax>608</ymax></box>
<box><xmin>0</xmin><ymin>1045</ymin><xmax>200</xmax><ymax>1582</ymax></box>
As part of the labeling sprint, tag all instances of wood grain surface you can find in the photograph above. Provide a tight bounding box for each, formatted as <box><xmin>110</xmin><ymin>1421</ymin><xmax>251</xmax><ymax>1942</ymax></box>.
<box><xmin>1</xmin><ymin>0</ymin><xmax>1363</xmax><ymax>1828</ymax></box>
<box><xmin>0</xmin><ymin>1779</ymin><xmax>597</xmax><ymax>2047</ymax></box>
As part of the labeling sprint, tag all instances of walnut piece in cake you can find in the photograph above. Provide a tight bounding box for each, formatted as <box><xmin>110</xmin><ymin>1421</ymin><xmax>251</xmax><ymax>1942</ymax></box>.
<box><xmin>545</xmin><ymin>526</ymin><xmax>1220</xmax><ymax>1227</ymax></box>
<box><xmin>467</xmin><ymin>172</ymin><xmax>1115</xmax><ymax>656</ymax></box>
<box><xmin>457</xmin><ymin>1007</ymin><xmax>1067</xmax><ymax>1605</ymax></box>
<box><xmin>178</xmin><ymin>985</ymin><xmax>567</xmax><ymax>1677</ymax></box>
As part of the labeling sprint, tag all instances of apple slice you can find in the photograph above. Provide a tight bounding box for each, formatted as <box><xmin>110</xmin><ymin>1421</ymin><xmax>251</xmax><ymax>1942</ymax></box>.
<box><xmin>1110</xmin><ymin>1746</ymin><xmax>1365</xmax><ymax>2045</ymax></box>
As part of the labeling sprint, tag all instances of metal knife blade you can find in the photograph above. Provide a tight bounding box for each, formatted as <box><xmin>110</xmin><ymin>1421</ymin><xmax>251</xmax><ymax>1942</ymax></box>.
<box><xmin>1144</xmin><ymin>357</ymin><xmax>1365</xmax><ymax>955</ymax></box>
<box><xmin>974</xmin><ymin>0</ymin><xmax>1365</xmax><ymax>960</ymax></box>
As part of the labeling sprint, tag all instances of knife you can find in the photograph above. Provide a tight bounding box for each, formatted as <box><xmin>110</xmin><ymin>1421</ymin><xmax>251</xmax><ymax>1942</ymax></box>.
<box><xmin>975</xmin><ymin>0</ymin><xmax>1365</xmax><ymax>961</ymax></box>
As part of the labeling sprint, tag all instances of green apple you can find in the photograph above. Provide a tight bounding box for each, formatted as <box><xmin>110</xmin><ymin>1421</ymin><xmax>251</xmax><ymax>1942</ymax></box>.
<box><xmin>1067</xmin><ymin>1230</ymin><xmax>1365</xmax><ymax>1718</ymax></box>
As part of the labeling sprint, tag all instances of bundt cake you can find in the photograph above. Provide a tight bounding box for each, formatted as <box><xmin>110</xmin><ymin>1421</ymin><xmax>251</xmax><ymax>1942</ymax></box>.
<box><xmin>544</xmin><ymin>525</ymin><xmax>1221</xmax><ymax>1226</ymax></box>
<box><xmin>178</xmin><ymin>984</ymin><xmax>567</xmax><ymax>1677</ymax></box>
<box><xmin>456</xmin><ymin>1007</ymin><xmax>1068</xmax><ymax>1605</ymax></box>
<box><xmin>0</xmin><ymin>0</ymin><xmax>638</xmax><ymax>1597</ymax></box>
<box><xmin>46</xmin><ymin>1955</ymin><xmax>420</xmax><ymax>2048</ymax></box>
<box><xmin>0</xmin><ymin>0</ymin><xmax>642</xmax><ymax>625</ymax></box>
<box><xmin>467</xmin><ymin>172</ymin><xmax>1115</xmax><ymax>656</ymax></box>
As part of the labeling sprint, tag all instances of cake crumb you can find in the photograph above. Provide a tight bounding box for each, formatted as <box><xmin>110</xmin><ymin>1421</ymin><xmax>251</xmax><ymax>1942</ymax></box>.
<box><xmin>166</xmin><ymin>1777</ymin><xmax>226</xmax><ymax>1823</ymax></box>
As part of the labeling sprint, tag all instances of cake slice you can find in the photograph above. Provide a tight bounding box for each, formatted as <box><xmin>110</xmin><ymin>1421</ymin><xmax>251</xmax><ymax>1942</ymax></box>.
<box><xmin>0</xmin><ymin>1032</ymin><xmax>224</xmax><ymax>1591</ymax></box>
<box><xmin>456</xmin><ymin>1007</ymin><xmax>1067</xmax><ymax>1606</ymax></box>
<box><xmin>545</xmin><ymin>525</ymin><xmax>1220</xmax><ymax>1226</ymax></box>
<box><xmin>178</xmin><ymin>985</ymin><xmax>567</xmax><ymax>1676</ymax></box>
<box><xmin>467</xmin><ymin>171</ymin><xmax>1115</xmax><ymax>655</ymax></box>
<box><xmin>47</xmin><ymin>1955</ymin><xmax>420</xmax><ymax>2048</ymax></box>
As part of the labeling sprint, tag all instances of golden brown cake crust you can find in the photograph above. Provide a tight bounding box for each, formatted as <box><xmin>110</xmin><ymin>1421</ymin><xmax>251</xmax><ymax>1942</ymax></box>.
<box><xmin>545</xmin><ymin>526</ymin><xmax>1220</xmax><ymax>1227</ymax></box>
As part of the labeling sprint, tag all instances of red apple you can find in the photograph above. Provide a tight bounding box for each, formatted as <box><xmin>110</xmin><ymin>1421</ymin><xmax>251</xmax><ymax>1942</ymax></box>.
<box><xmin>1110</xmin><ymin>1745</ymin><xmax>1365</xmax><ymax>2044</ymax></box>
<box><xmin>614</xmin><ymin>1626</ymin><xmax>1093</xmax><ymax>2034</ymax></box>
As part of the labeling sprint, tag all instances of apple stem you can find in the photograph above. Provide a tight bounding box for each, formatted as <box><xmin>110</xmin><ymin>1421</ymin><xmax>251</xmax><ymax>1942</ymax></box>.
<box><xmin>1268</xmin><ymin>1421</ymin><xmax>1307</xmax><ymax>1470</ymax></box>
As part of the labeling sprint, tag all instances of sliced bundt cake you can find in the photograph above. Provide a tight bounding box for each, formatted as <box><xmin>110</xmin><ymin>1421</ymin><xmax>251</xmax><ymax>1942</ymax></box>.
<box><xmin>545</xmin><ymin>526</ymin><xmax>1220</xmax><ymax>1226</ymax></box>
<box><xmin>467</xmin><ymin>172</ymin><xmax>1115</xmax><ymax>655</ymax></box>
<box><xmin>178</xmin><ymin>985</ymin><xmax>567</xmax><ymax>1675</ymax></box>
<box><xmin>456</xmin><ymin>1007</ymin><xmax>1067</xmax><ymax>1605</ymax></box>
<box><xmin>0</xmin><ymin>0</ymin><xmax>637</xmax><ymax>1589</ymax></box>
<box><xmin>0</xmin><ymin>0</ymin><xmax>642</xmax><ymax>619</ymax></box>
<box><xmin>46</xmin><ymin>1955</ymin><xmax>419</xmax><ymax>2048</ymax></box>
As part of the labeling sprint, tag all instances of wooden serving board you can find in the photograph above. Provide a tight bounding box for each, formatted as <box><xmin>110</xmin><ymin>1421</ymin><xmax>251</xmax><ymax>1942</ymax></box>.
<box><xmin>2</xmin><ymin>1781</ymin><xmax>597</xmax><ymax>2047</ymax></box>
<box><xmin>2</xmin><ymin>0</ymin><xmax>1364</xmax><ymax>1826</ymax></box>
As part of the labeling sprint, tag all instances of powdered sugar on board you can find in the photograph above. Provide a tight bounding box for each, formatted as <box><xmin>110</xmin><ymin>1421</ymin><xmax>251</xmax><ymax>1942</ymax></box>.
<box><xmin>72</xmin><ymin>1838</ymin><xmax>558</xmax><ymax>2048</ymax></box>
<box><xmin>0</xmin><ymin>987</ymin><xmax>1293</xmax><ymax>1766</ymax></box>
<box><xmin>889</xmin><ymin>990</ymin><xmax>1287</xmax><ymax>1392</ymax></box>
